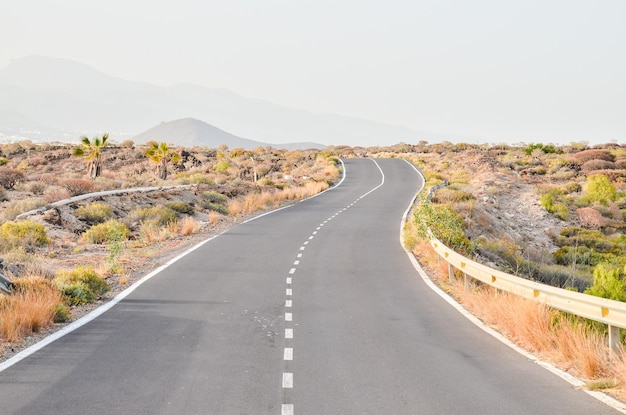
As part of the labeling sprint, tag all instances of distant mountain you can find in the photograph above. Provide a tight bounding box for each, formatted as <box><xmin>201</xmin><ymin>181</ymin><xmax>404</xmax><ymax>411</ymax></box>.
<box><xmin>0</xmin><ymin>56</ymin><xmax>436</xmax><ymax>147</ymax></box>
<box><xmin>132</xmin><ymin>118</ymin><xmax>323</xmax><ymax>150</ymax></box>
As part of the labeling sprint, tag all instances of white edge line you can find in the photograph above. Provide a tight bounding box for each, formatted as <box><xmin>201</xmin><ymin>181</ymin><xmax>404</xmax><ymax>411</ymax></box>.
<box><xmin>0</xmin><ymin>231</ymin><xmax>223</xmax><ymax>373</ymax></box>
<box><xmin>399</xmin><ymin>158</ymin><xmax>626</xmax><ymax>414</ymax></box>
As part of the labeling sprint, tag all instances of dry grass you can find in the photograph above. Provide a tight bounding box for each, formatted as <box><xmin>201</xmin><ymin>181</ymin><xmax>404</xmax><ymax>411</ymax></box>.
<box><xmin>413</xmin><ymin>238</ymin><xmax>623</xmax><ymax>393</ymax></box>
<box><xmin>0</xmin><ymin>276</ymin><xmax>63</xmax><ymax>343</ymax></box>
<box><xmin>179</xmin><ymin>217</ymin><xmax>200</xmax><ymax>236</ymax></box>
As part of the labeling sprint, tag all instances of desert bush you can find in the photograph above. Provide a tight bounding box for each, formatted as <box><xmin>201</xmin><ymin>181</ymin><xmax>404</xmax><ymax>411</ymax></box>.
<box><xmin>582</xmin><ymin>159</ymin><xmax>615</xmax><ymax>172</ymax></box>
<box><xmin>0</xmin><ymin>157</ymin><xmax>8</xmax><ymax>166</ymax></box>
<box><xmin>54</xmin><ymin>266</ymin><xmax>110</xmax><ymax>306</ymax></box>
<box><xmin>584</xmin><ymin>169</ymin><xmax>626</xmax><ymax>182</ymax></box>
<box><xmin>165</xmin><ymin>200</ymin><xmax>195</xmax><ymax>215</ymax></box>
<box><xmin>576</xmin><ymin>207</ymin><xmax>609</xmax><ymax>229</ymax></box>
<box><xmin>214</xmin><ymin>160</ymin><xmax>231</xmax><ymax>174</ymax></box>
<box><xmin>573</xmin><ymin>149</ymin><xmax>615</xmax><ymax>164</ymax></box>
<box><xmin>60</xmin><ymin>178</ymin><xmax>95</xmax><ymax>196</ymax></box>
<box><xmin>136</xmin><ymin>205</ymin><xmax>178</xmax><ymax>226</ymax></box>
<box><xmin>21</xmin><ymin>180</ymin><xmax>47</xmax><ymax>195</ymax></box>
<box><xmin>431</xmin><ymin>187</ymin><xmax>474</xmax><ymax>204</ymax></box>
<box><xmin>76</xmin><ymin>202</ymin><xmax>113</xmax><ymax>223</ymax></box>
<box><xmin>562</xmin><ymin>182</ymin><xmax>582</xmax><ymax>194</ymax></box>
<box><xmin>584</xmin><ymin>263</ymin><xmax>626</xmax><ymax>301</ymax></box>
<box><xmin>412</xmin><ymin>195</ymin><xmax>474</xmax><ymax>255</ymax></box>
<box><xmin>83</xmin><ymin>220</ymin><xmax>130</xmax><ymax>244</ymax></box>
<box><xmin>176</xmin><ymin>172</ymin><xmax>214</xmax><ymax>185</ymax></box>
<box><xmin>202</xmin><ymin>191</ymin><xmax>227</xmax><ymax>204</ymax></box>
<box><xmin>0</xmin><ymin>220</ymin><xmax>49</xmax><ymax>252</ymax></box>
<box><xmin>581</xmin><ymin>174</ymin><xmax>617</xmax><ymax>206</ymax></box>
<box><xmin>615</xmin><ymin>158</ymin><xmax>626</xmax><ymax>170</ymax></box>
<box><xmin>200</xmin><ymin>201</ymin><xmax>229</xmax><ymax>215</ymax></box>
<box><xmin>43</xmin><ymin>185</ymin><xmax>71</xmax><ymax>203</ymax></box>
<box><xmin>553</xmin><ymin>245</ymin><xmax>608</xmax><ymax>268</ymax></box>
<box><xmin>0</xmin><ymin>276</ymin><xmax>64</xmax><ymax>342</ymax></box>
<box><xmin>533</xmin><ymin>263</ymin><xmax>592</xmax><ymax>291</ymax></box>
<box><xmin>0</xmin><ymin>168</ymin><xmax>25</xmax><ymax>189</ymax></box>
<box><xmin>179</xmin><ymin>217</ymin><xmax>200</xmax><ymax>235</ymax></box>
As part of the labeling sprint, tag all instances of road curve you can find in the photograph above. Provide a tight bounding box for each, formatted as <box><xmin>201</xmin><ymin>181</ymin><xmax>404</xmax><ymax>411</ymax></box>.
<box><xmin>0</xmin><ymin>158</ymin><xmax>620</xmax><ymax>414</ymax></box>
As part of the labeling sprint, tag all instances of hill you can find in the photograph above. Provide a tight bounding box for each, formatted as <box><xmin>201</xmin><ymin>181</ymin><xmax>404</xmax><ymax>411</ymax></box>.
<box><xmin>131</xmin><ymin>118</ymin><xmax>323</xmax><ymax>150</ymax></box>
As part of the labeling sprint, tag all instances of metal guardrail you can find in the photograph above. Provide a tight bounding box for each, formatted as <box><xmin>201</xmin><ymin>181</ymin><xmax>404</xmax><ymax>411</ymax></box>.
<box><xmin>430</xmin><ymin>237</ymin><xmax>626</xmax><ymax>352</ymax></box>
<box><xmin>15</xmin><ymin>185</ymin><xmax>196</xmax><ymax>220</ymax></box>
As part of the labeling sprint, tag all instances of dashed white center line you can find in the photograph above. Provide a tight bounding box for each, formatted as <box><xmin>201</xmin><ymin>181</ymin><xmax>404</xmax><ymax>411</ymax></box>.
<box><xmin>285</xmin><ymin>313</ymin><xmax>293</xmax><ymax>321</ymax></box>
<box><xmin>300</xmin><ymin>246</ymin><xmax>305</xmax><ymax>251</ymax></box>
<box><xmin>308</xmin><ymin>235</ymin><xmax>314</xmax><ymax>240</ymax></box>
<box><xmin>285</xmin><ymin>328</ymin><xmax>293</xmax><ymax>339</ymax></box>
<box><xmin>289</xmin><ymin>268</ymin><xmax>296</xmax><ymax>274</ymax></box>
<box><xmin>282</xmin><ymin>373</ymin><xmax>293</xmax><ymax>388</ymax></box>
<box><xmin>297</xmin><ymin>253</ymin><xmax>302</xmax><ymax>258</ymax></box>
<box><xmin>284</xmin><ymin>348</ymin><xmax>293</xmax><ymax>360</ymax></box>
<box><xmin>286</xmin><ymin>288</ymin><xmax>292</xmax><ymax>296</ymax></box>
<box><xmin>303</xmin><ymin>241</ymin><xmax>309</xmax><ymax>245</ymax></box>
<box><xmin>282</xmin><ymin>404</ymin><xmax>294</xmax><ymax>415</ymax></box>
<box><xmin>286</xmin><ymin>277</ymin><xmax>292</xmax><ymax>284</ymax></box>
<box><xmin>285</xmin><ymin>300</ymin><xmax>292</xmax><ymax>307</ymax></box>
<box><xmin>294</xmin><ymin>260</ymin><xmax>300</xmax><ymax>265</ymax></box>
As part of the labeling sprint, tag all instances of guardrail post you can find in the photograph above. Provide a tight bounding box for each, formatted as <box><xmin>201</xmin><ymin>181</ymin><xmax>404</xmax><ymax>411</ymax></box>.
<box><xmin>609</xmin><ymin>325</ymin><xmax>621</xmax><ymax>354</ymax></box>
<box><xmin>448</xmin><ymin>263</ymin><xmax>454</xmax><ymax>283</ymax></box>
<box><xmin>464</xmin><ymin>273</ymin><xmax>470</xmax><ymax>291</ymax></box>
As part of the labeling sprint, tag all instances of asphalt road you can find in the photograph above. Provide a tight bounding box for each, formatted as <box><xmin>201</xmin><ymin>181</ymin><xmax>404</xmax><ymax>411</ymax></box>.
<box><xmin>0</xmin><ymin>158</ymin><xmax>621</xmax><ymax>414</ymax></box>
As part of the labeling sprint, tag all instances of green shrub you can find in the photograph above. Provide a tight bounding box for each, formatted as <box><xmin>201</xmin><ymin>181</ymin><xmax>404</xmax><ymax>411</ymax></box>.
<box><xmin>580</xmin><ymin>174</ymin><xmax>617</xmax><ymax>206</ymax></box>
<box><xmin>76</xmin><ymin>202</ymin><xmax>113</xmax><ymax>223</ymax></box>
<box><xmin>0</xmin><ymin>157</ymin><xmax>8</xmax><ymax>166</ymax></box>
<box><xmin>584</xmin><ymin>263</ymin><xmax>626</xmax><ymax>301</ymax></box>
<box><xmin>412</xmin><ymin>195</ymin><xmax>474</xmax><ymax>255</ymax></box>
<box><xmin>165</xmin><ymin>201</ymin><xmax>195</xmax><ymax>215</ymax></box>
<box><xmin>54</xmin><ymin>266</ymin><xmax>110</xmax><ymax>306</ymax></box>
<box><xmin>133</xmin><ymin>205</ymin><xmax>178</xmax><ymax>226</ymax></box>
<box><xmin>214</xmin><ymin>160</ymin><xmax>231</xmax><ymax>173</ymax></box>
<box><xmin>0</xmin><ymin>220</ymin><xmax>50</xmax><ymax>251</ymax></box>
<box><xmin>563</xmin><ymin>182</ymin><xmax>582</xmax><ymax>194</ymax></box>
<box><xmin>200</xmin><ymin>201</ymin><xmax>229</xmax><ymax>215</ymax></box>
<box><xmin>202</xmin><ymin>191</ymin><xmax>227</xmax><ymax>204</ymax></box>
<box><xmin>84</xmin><ymin>220</ymin><xmax>130</xmax><ymax>244</ymax></box>
<box><xmin>53</xmin><ymin>303</ymin><xmax>71</xmax><ymax>323</ymax></box>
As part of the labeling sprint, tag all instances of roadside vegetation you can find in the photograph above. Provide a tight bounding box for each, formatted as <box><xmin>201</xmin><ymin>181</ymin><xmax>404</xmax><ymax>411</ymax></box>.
<box><xmin>364</xmin><ymin>140</ymin><xmax>626</xmax><ymax>400</ymax></box>
<box><xmin>0</xmin><ymin>139</ymin><xmax>340</xmax><ymax>353</ymax></box>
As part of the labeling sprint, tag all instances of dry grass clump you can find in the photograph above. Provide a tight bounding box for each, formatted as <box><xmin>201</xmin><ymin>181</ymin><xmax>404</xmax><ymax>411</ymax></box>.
<box><xmin>0</xmin><ymin>276</ymin><xmax>63</xmax><ymax>343</ymax></box>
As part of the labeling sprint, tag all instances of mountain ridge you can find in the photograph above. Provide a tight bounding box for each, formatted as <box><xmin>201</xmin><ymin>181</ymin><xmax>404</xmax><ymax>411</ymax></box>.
<box><xmin>0</xmin><ymin>55</ymin><xmax>437</xmax><ymax>147</ymax></box>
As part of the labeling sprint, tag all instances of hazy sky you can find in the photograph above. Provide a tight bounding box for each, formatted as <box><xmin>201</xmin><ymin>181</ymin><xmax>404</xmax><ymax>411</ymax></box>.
<box><xmin>1</xmin><ymin>0</ymin><xmax>625</xmax><ymax>144</ymax></box>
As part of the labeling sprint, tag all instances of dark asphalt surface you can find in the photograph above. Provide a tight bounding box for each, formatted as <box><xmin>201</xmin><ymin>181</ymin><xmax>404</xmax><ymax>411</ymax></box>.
<box><xmin>0</xmin><ymin>158</ymin><xmax>620</xmax><ymax>414</ymax></box>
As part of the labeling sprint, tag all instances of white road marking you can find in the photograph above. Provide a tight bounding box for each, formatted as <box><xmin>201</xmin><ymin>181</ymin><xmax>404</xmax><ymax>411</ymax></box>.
<box><xmin>289</xmin><ymin>268</ymin><xmax>296</xmax><ymax>274</ymax></box>
<box><xmin>303</xmin><ymin>241</ymin><xmax>309</xmax><ymax>245</ymax></box>
<box><xmin>286</xmin><ymin>300</ymin><xmax>292</xmax><ymax>307</ymax></box>
<box><xmin>282</xmin><ymin>404</ymin><xmax>294</xmax><ymax>415</ymax></box>
<box><xmin>300</xmin><ymin>246</ymin><xmax>305</xmax><ymax>251</ymax></box>
<box><xmin>297</xmin><ymin>253</ymin><xmax>302</xmax><ymax>258</ymax></box>
<box><xmin>285</xmin><ymin>313</ymin><xmax>292</xmax><ymax>321</ymax></box>
<box><xmin>294</xmin><ymin>260</ymin><xmax>300</xmax><ymax>265</ymax></box>
<box><xmin>285</xmin><ymin>328</ymin><xmax>293</xmax><ymax>339</ymax></box>
<box><xmin>286</xmin><ymin>277</ymin><xmax>292</xmax><ymax>284</ymax></box>
<box><xmin>286</xmin><ymin>288</ymin><xmax>292</xmax><ymax>296</ymax></box>
<box><xmin>308</xmin><ymin>235</ymin><xmax>314</xmax><ymax>240</ymax></box>
<box><xmin>284</xmin><ymin>348</ymin><xmax>293</xmax><ymax>360</ymax></box>
<box><xmin>283</xmin><ymin>373</ymin><xmax>293</xmax><ymax>388</ymax></box>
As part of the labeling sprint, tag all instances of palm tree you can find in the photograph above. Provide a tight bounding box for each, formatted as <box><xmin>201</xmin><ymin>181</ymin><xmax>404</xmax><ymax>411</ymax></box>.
<box><xmin>73</xmin><ymin>133</ymin><xmax>109</xmax><ymax>179</ymax></box>
<box><xmin>144</xmin><ymin>141</ymin><xmax>181</xmax><ymax>180</ymax></box>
